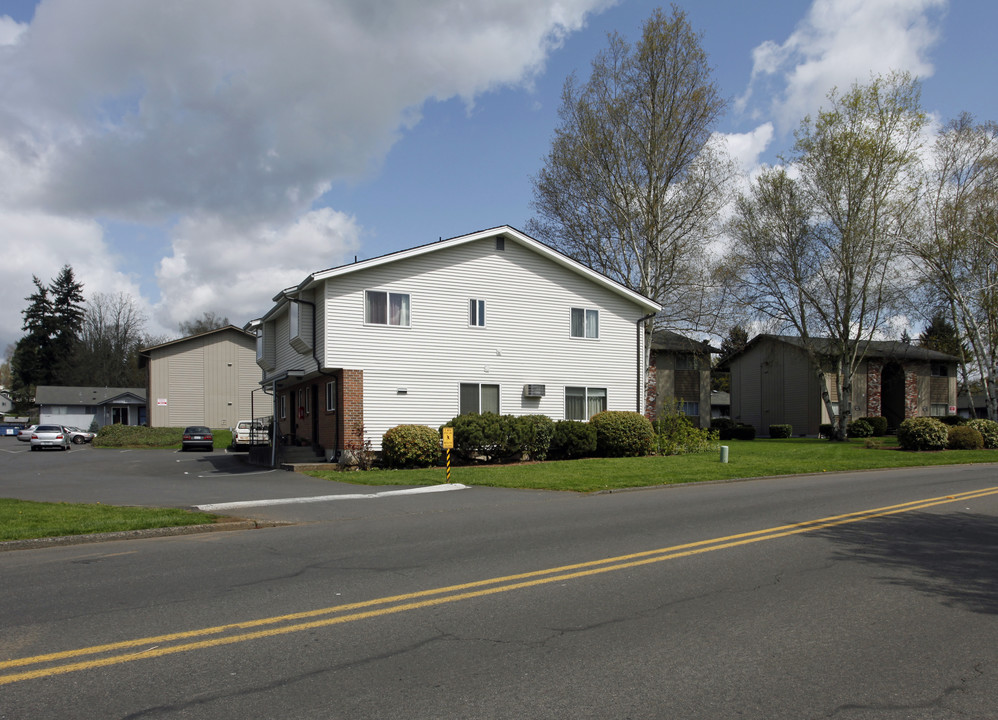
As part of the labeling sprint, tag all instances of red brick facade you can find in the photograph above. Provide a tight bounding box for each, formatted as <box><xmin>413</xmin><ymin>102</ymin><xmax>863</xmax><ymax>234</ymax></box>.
<box><xmin>275</xmin><ymin>369</ymin><xmax>364</xmax><ymax>457</ymax></box>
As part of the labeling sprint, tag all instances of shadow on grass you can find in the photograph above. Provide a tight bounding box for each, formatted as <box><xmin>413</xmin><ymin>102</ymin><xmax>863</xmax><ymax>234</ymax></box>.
<box><xmin>814</xmin><ymin>511</ymin><xmax>998</xmax><ymax>615</ymax></box>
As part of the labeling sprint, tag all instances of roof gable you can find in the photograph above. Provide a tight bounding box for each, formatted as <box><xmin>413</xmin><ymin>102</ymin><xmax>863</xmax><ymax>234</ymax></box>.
<box><xmin>35</xmin><ymin>386</ymin><xmax>147</xmax><ymax>406</ymax></box>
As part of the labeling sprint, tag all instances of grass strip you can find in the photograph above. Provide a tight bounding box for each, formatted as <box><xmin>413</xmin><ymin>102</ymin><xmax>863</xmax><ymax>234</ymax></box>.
<box><xmin>0</xmin><ymin>499</ymin><xmax>220</xmax><ymax>542</ymax></box>
<box><xmin>303</xmin><ymin>438</ymin><xmax>997</xmax><ymax>492</ymax></box>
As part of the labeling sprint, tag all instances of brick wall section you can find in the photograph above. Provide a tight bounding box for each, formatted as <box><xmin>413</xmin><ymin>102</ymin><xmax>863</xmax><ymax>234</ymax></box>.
<box><xmin>905</xmin><ymin>365</ymin><xmax>920</xmax><ymax>418</ymax></box>
<box><xmin>866</xmin><ymin>359</ymin><xmax>882</xmax><ymax>417</ymax></box>
<box><xmin>341</xmin><ymin>369</ymin><xmax>364</xmax><ymax>452</ymax></box>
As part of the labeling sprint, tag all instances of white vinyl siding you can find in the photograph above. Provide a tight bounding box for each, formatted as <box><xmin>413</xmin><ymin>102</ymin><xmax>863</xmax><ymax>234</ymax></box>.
<box><xmin>261</xmin><ymin>236</ymin><xmax>651</xmax><ymax>449</ymax></box>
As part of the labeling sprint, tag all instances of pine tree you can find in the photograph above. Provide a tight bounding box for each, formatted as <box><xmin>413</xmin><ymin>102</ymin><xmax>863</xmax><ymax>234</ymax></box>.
<box><xmin>918</xmin><ymin>311</ymin><xmax>965</xmax><ymax>359</ymax></box>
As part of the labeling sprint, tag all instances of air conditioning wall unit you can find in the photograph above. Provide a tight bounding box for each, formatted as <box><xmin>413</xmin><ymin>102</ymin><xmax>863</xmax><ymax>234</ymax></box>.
<box><xmin>522</xmin><ymin>384</ymin><xmax>546</xmax><ymax>398</ymax></box>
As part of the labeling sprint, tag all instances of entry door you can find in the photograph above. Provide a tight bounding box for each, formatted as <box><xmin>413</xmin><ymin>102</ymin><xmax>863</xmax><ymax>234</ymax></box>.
<box><xmin>112</xmin><ymin>407</ymin><xmax>129</xmax><ymax>425</ymax></box>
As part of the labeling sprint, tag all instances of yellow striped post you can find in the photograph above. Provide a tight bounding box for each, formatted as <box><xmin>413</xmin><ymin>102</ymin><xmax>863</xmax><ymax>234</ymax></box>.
<box><xmin>442</xmin><ymin>427</ymin><xmax>454</xmax><ymax>483</ymax></box>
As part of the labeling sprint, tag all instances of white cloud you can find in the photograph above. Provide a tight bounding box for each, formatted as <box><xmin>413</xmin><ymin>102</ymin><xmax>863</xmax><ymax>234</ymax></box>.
<box><xmin>0</xmin><ymin>0</ymin><xmax>611</xmax><ymax>351</ymax></box>
<box><xmin>737</xmin><ymin>0</ymin><xmax>946</xmax><ymax>132</ymax></box>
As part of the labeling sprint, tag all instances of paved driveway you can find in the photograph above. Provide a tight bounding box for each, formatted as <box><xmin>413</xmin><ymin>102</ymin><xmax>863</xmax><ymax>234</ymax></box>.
<box><xmin>0</xmin><ymin>437</ymin><xmax>405</xmax><ymax>513</ymax></box>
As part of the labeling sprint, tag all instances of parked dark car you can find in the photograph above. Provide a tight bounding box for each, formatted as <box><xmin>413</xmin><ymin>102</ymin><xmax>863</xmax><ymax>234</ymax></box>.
<box><xmin>181</xmin><ymin>426</ymin><xmax>214</xmax><ymax>452</ymax></box>
<box><xmin>30</xmin><ymin>425</ymin><xmax>71</xmax><ymax>451</ymax></box>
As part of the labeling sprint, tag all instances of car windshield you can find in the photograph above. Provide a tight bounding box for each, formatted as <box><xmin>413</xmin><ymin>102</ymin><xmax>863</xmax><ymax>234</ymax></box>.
<box><xmin>185</xmin><ymin>427</ymin><xmax>210</xmax><ymax>433</ymax></box>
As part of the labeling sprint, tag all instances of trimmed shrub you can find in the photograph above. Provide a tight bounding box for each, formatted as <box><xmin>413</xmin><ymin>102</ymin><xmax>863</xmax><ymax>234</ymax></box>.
<box><xmin>446</xmin><ymin>413</ymin><xmax>520</xmax><ymax>464</ymax></box>
<box><xmin>896</xmin><ymin>417</ymin><xmax>948</xmax><ymax>451</ymax></box>
<box><xmin>819</xmin><ymin>423</ymin><xmax>834</xmax><ymax>438</ymax></box>
<box><xmin>861</xmin><ymin>416</ymin><xmax>888</xmax><ymax>436</ymax></box>
<box><xmin>654</xmin><ymin>414</ymin><xmax>718</xmax><ymax>455</ymax></box>
<box><xmin>730</xmin><ymin>423</ymin><xmax>756</xmax><ymax>441</ymax></box>
<box><xmin>516</xmin><ymin>414</ymin><xmax>555</xmax><ymax>461</ymax></box>
<box><xmin>948</xmin><ymin>425</ymin><xmax>984</xmax><ymax>450</ymax></box>
<box><xmin>549</xmin><ymin>420</ymin><xmax>597</xmax><ymax>460</ymax></box>
<box><xmin>381</xmin><ymin>424</ymin><xmax>441</xmax><ymax>469</ymax></box>
<box><xmin>710</xmin><ymin>417</ymin><xmax>736</xmax><ymax>440</ymax></box>
<box><xmin>590</xmin><ymin>411</ymin><xmax>654</xmax><ymax>457</ymax></box>
<box><xmin>847</xmin><ymin>419</ymin><xmax>874</xmax><ymax>438</ymax></box>
<box><xmin>967</xmin><ymin>418</ymin><xmax>998</xmax><ymax>449</ymax></box>
<box><xmin>768</xmin><ymin>424</ymin><xmax>792</xmax><ymax>439</ymax></box>
<box><xmin>937</xmin><ymin>414</ymin><xmax>966</xmax><ymax>426</ymax></box>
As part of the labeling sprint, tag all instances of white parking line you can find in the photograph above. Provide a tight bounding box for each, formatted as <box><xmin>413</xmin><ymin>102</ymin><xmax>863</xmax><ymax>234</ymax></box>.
<box><xmin>194</xmin><ymin>483</ymin><xmax>469</xmax><ymax>511</ymax></box>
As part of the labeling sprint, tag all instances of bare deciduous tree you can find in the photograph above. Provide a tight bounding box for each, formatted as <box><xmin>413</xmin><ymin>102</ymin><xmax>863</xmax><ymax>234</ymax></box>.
<box><xmin>727</xmin><ymin>73</ymin><xmax>926</xmax><ymax>438</ymax></box>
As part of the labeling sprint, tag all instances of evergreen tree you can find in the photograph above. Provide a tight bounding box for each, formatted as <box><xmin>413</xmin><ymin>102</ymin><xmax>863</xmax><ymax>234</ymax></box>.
<box><xmin>918</xmin><ymin>311</ymin><xmax>966</xmax><ymax>359</ymax></box>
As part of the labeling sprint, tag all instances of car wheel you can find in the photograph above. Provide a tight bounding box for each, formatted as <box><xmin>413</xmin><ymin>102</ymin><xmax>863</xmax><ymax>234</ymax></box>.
<box><xmin>30</xmin><ymin>445</ymin><xmax>38</xmax><ymax>452</ymax></box>
<box><xmin>72</xmin><ymin>436</ymin><xmax>84</xmax><ymax>444</ymax></box>
<box><xmin>208</xmin><ymin>446</ymin><xmax>214</xmax><ymax>452</ymax></box>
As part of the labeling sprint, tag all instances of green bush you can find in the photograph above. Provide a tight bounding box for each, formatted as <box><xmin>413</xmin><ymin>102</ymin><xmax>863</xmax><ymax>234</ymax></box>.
<box><xmin>948</xmin><ymin>425</ymin><xmax>984</xmax><ymax>450</ymax></box>
<box><xmin>654</xmin><ymin>414</ymin><xmax>718</xmax><ymax>455</ymax></box>
<box><xmin>896</xmin><ymin>417</ymin><xmax>948</xmax><ymax>451</ymax></box>
<box><xmin>768</xmin><ymin>424</ymin><xmax>792</xmax><ymax>439</ymax></box>
<box><xmin>966</xmin><ymin>418</ymin><xmax>998</xmax><ymax>449</ymax></box>
<box><xmin>590</xmin><ymin>411</ymin><xmax>654</xmax><ymax>457</ymax></box>
<box><xmin>445</xmin><ymin>413</ymin><xmax>523</xmax><ymax>464</ymax></box>
<box><xmin>381</xmin><ymin>424</ymin><xmax>441</xmax><ymax>468</ymax></box>
<box><xmin>847</xmin><ymin>419</ymin><xmax>874</xmax><ymax>438</ymax></box>
<box><xmin>516</xmin><ymin>414</ymin><xmax>555</xmax><ymax>461</ymax></box>
<box><xmin>93</xmin><ymin>425</ymin><xmax>231</xmax><ymax>449</ymax></box>
<box><xmin>860</xmin><ymin>416</ymin><xmax>888</xmax><ymax>436</ymax></box>
<box><xmin>937</xmin><ymin>414</ymin><xmax>966</xmax><ymax>426</ymax></box>
<box><xmin>710</xmin><ymin>417</ymin><xmax>736</xmax><ymax>440</ymax></box>
<box><xmin>549</xmin><ymin>420</ymin><xmax>597</xmax><ymax>460</ymax></box>
<box><xmin>731</xmin><ymin>424</ymin><xmax>756</xmax><ymax>440</ymax></box>
<box><xmin>819</xmin><ymin>423</ymin><xmax>834</xmax><ymax>438</ymax></box>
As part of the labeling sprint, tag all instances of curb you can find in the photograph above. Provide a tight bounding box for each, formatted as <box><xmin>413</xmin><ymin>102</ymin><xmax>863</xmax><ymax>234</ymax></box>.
<box><xmin>0</xmin><ymin>519</ymin><xmax>291</xmax><ymax>553</ymax></box>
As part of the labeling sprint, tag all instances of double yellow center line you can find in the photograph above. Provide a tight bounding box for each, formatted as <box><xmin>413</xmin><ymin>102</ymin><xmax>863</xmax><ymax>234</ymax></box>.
<box><xmin>3</xmin><ymin>486</ymin><xmax>996</xmax><ymax>685</ymax></box>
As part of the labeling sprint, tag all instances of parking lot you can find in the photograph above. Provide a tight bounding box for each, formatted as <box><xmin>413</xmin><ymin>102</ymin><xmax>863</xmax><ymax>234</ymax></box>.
<box><xmin>0</xmin><ymin>436</ymin><xmax>350</xmax><ymax>512</ymax></box>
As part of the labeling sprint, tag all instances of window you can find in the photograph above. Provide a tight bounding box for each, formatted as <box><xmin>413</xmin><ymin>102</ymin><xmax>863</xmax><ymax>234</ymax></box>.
<box><xmin>459</xmin><ymin>383</ymin><xmax>500</xmax><ymax>415</ymax></box>
<box><xmin>495</xmin><ymin>236</ymin><xmax>505</xmax><ymax>251</ymax></box>
<box><xmin>675</xmin><ymin>355</ymin><xmax>697</xmax><ymax>371</ymax></box>
<box><xmin>565</xmin><ymin>387</ymin><xmax>607</xmax><ymax>420</ymax></box>
<box><xmin>256</xmin><ymin>331</ymin><xmax>264</xmax><ymax>361</ymax></box>
<box><xmin>304</xmin><ymin>387</ymin><xmax>311</xmax><ymax>415</ymax></box>
<box><xmin>930</xmin><ymin>403</ymin><xmax>948</xmax><ymax>416</ymax></box>
<box><xmin>679</xmin><ymin>401</ymin><xmax>699</xmax><ymax>417</ymax></box>
<box><xmin>365</xmin><ymin>290</ymin><xmax>410</xmax><ymax>326</ymax></box>
<box><xmin>326</xmin><ymin>380</ymin><xmax>337</xmax><ymax>412</ymax></box>
<box><xmin>570</xmin><ymin>308</ymin><xmax>599</xmax><ymax>338</ymax></box>
<box><xmin>280</xmin><ymin>395</ymin><xmax>287</xmax><ymax>419</ymax></box>
<box><xmin>931</xmin><ymin>363</ymin><xmax>949</xmax><ymax>377</ymax></box>
<box><xmin>289</xmin><ymin>301</ymin><xmax>299</xmax><ymax>337</ymax></box>
<box><xmin>469</xmin><ymin>299</ymin><xmax>486</xmax><ymax>327</ymax></box>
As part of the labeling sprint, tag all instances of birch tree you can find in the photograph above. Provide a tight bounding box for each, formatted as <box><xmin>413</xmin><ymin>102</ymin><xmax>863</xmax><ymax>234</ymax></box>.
<box><xmin>528</xmin><ymin>5</ymin><xmax>732</xmax><ymax>343</ymax></box>
<box><xmin>912</xmin><ymin>114</ymin><xmax>998</xmax><ymax>420</ymax></box>
<box><xmin>727</xmin><ymin>73</ymin><xmax>926</xmax><ymax>438</ymax></box>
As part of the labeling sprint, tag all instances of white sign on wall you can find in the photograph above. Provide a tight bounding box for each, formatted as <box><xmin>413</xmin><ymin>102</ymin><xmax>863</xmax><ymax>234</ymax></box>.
<box><xmin>157</xmin><ymin>398</ymin><xmax>168</xmax><ymax>407</ymax></box>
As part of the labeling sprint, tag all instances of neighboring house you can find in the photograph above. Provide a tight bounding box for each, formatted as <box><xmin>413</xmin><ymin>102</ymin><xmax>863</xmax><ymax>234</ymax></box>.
<box><xmin>710</xmin><ymin>391</ymin><xmax>730</xmax><ymax>419</ymax></box>
<box><xmin>248</xmin><ymin>225</ymin><xmax>661</xmax><ymax>461</ymax></box>
<box><xmin>645</xmin><ymin>330</ymin><xmax>719</xmax><ymax>427</ymax></box>
<box><xmin>0</xmin><ymin>390</ymin><xmax>12</xmax><ymax>415</ymax></box>
<box><xmin>139</xmin><ymin>326</ymin><xmax>261</xmax><ymax>429</ymax></box>
<box><xmin>723</xmin><ymin>335</ymin><xmax>959</xmax><ymax>436</ymax></box>
<box><xmin>957</xmin><ymin>394</ymin><xmax>991</xmax><ymax>420</ymax></box>
<box><xmin>35</xmin><ymin>386</ymin><xmax>147</xmax><ymax>429</ymax></box>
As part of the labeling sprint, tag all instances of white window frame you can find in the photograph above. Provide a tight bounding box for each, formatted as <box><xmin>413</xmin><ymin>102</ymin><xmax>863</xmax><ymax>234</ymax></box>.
<box><xmin>469</xmin><ymin>298</ymin><xmax>486</xmax><ymax>327</ymax></box>
<box><xmin>304</xmin><ymin>387</ymin><xmax>311</xmax><ymax>415</ymax></box>
<box><xmin>326</xmin><ymin>380</ymin><xmax>337</xmax><ymax>412</ymax></box>
<box><xmin>565</xmin><ymin>386</ymin><xmax>607</xmax><ymax>421</ymax></box>
<box><xmin>459</xmin><ymin>383</ymin><xmax>500</xmax><ymax>415</ymax></box>
<box><xmin>570</xmin><ymin>307</ymin><xmax>599</xmax><ymax>339</ymax></box>
<box><xmin>280</xmin><ymin>394</ymin><xmax>287</xmax><ymax>419</ymax></box>
<box><xmin>365</xmin><ymin>289</ymin><xmax>411</xmax><ymax>327</ymax></box>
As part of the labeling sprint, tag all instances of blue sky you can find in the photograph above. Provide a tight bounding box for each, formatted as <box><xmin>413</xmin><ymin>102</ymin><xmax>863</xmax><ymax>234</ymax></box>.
<box><xmin>1</xmin><ymin>0</ymin><xmax>996</xmax><ymax>354</ymax></box>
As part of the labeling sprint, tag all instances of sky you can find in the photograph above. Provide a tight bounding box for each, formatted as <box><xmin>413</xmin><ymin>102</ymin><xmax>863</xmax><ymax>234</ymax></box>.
<box><xmin>2</xmin><ymin>0</ymin><xmax>997</xmax><ymax>355</ymax></box>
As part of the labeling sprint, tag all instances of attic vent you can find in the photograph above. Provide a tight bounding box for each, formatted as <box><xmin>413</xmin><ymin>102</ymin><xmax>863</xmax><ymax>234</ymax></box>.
<box><xmin>495</xmin><ymin>236</ymin><xmax>505</xmax><ymax>251</ymax></box>
<box><xmin>522</xmin><ymin>384</ymin><xmax>545</xmax><ymax>398</ymax></box>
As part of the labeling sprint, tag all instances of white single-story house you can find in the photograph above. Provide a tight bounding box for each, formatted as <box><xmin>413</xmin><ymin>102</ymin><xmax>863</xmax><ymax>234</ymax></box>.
<box><xmin>34</xmin><ymin>386</ymin><xmax>147</xmax><ymax>429</ymax></box>
<box><xmin>248</xmin><ymin>225</ymin><xmax>661</xmax><ymax>462</ymax></box>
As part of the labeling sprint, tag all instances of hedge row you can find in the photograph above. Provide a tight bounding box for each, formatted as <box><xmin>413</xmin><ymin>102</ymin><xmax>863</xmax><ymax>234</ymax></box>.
<box><xmin>896</xmin><ymin>416</ymin><xmax>998</xmax><ymax>451</ymax></box>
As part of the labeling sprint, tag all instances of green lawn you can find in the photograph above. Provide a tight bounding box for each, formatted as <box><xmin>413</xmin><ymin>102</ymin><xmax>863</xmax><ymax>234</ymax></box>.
<box><xmin>304</xmin><ymin>438</ymin><xmax>998</xmax><ymax>492</ymax></box>
<box><xmin>92</xmin><ymin>425</ymin><xmax>233</xmax><ymax>450</ymax></box>
<box><xmin>0</xmin><ymin>499</ymin><xmax>220</xmax><ymax>542</ymax></box>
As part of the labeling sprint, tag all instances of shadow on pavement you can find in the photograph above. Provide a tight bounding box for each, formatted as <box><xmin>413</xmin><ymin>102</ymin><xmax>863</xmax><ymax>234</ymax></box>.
<box><xmin>813</xmin><ymin>511</ymin><xmax>998</xmax><ymax>615</ymax></box>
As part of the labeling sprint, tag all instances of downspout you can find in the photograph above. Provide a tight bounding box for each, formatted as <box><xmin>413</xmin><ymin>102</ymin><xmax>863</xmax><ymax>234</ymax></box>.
<box><xmin>636</xmin><ymin>313</ymin><xmax>657</xmax><ymax>414</ymax></box>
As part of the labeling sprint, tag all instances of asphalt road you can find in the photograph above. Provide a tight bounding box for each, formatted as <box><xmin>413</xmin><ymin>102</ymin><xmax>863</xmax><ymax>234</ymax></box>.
<box><xmin>1</xmin><ymin>437</ymin><xmax>997</xmax><ymax>719</ymax></box>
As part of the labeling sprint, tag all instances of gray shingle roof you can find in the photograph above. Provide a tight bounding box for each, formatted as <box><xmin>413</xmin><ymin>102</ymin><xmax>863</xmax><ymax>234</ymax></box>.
<box><xmin>34</xmin><ymin>386</ymin><xmax>147</xmax><ymax>406</ymax></box>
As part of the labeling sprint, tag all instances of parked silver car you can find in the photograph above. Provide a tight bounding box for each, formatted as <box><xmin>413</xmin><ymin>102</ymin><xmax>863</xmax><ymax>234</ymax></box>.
<box><xmin>30</xmin><ymin>425</ymin><xmax>71</xmax><ymax>451</ymax></box>
<box><xmin>16</xmin><ymin>425</ymin><xmax>37</xmax><ymax>442</ymax></box>
<box><xmin>65</xmin><ymin>426</ymin><xmax>96</xmax><ymax>444</ymax></box>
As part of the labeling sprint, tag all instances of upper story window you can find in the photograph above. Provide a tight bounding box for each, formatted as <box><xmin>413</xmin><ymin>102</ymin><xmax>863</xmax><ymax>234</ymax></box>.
<box><xmin>469</xmin><ymin>299</ymin><xmax>486</xmax><ymax>327</ymax></box>
<box><xmin>931</xmin><ymin>363</ymin><xmax>949</xmax><ymax>377</ymax></box>
<box><xmin>570</xmin><ymin>308</ymin><xmax>599</xmax><ymax>339</ymax></box>
<box><xmin>365</xmin><ymin>290</ymin><xmax>410</xmax><ymax>327</ymax></box>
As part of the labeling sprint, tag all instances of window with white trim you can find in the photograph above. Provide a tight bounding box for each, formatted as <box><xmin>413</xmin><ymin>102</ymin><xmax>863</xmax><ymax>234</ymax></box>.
<box><xmin>365</xmin><ymin>290</ymin><xmax>410</xmax><ymax>326</ymax></box>
<box><xmin>565</xmin><ymin>387</ymin><xmax>606</xmax><ymax>420</ymax></box>
<box><xmin>280</xmin><ymin>395</ymin><xmax>287</xmax><ymax>419</ymax></box>
<box><xmin>469</xmin><ymin>299</ymin><xmax>486</xmax><ymax>327</ymax></box>
<box><xmin>459</xmin><ymin>383</ymin><xmax>499</xmax><ymax>415</ymax></box>
<box><xmin>570</xmin><ymin>308</ymin><xmax>599</xmax><ymax>338</ymax></box>
<box><xmin>930</xmin><ymin>403</ymin><xmax>948</xmax><ymax>416</ymax></box>
<box><xmin>679</xmin><ymin>401</ymin><xmax>699</xmax><ymax>417</ymax></box>
<box><xmin>326</xmin><ymin>380</ymin><xmax>337</xmax><ymax>412</ymax></box>
<box><xmin>304</xmin><ymin>387</ymin><xmax>311</xmax><ymax>415</ymax></box>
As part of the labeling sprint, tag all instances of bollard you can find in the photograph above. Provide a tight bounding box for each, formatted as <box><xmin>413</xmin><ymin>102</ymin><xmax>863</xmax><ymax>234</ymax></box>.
<box><xmin>720</xmin><ymin>445</ymin><xmax>729</xmax><ymax>463</ymax></box>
